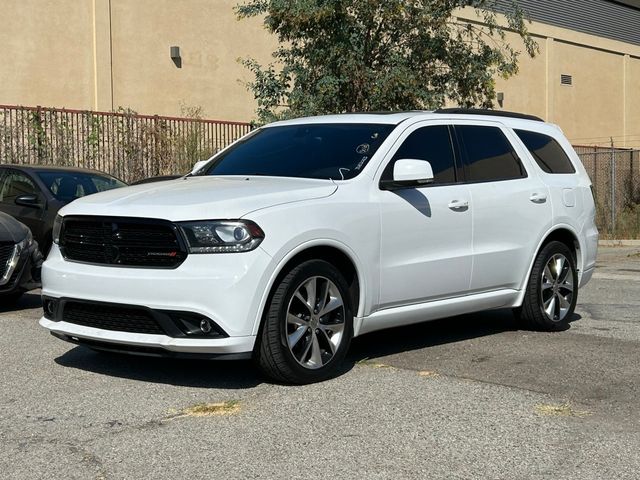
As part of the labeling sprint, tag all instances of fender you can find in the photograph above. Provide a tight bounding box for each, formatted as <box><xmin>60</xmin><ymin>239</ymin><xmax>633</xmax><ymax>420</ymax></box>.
<box><xmin>514</xmin><ymin>223</ymin><xmax>584</xmax><ymax>307</ymax></box>
<box><xmin>251</xmin><ymin>238</ymin><xmax>369</xmax><ymax>337</ymax></box>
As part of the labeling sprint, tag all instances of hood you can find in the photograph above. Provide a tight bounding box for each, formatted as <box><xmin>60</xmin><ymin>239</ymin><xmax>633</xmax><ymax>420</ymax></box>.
<box><xmin>59</xmin><ymin>176</ymin><xmax>338</xmax><ymax>221</ymax></box>
<box><xmin>0</xmin><ymin>212</ymin><xmax>29</xmax><ymax>243</ymax></box>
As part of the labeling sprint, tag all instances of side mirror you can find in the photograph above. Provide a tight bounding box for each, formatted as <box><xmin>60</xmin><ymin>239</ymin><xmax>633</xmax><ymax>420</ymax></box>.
<box><xmin>15</xmin><ymin>194</ymin><xmax>41</xmax><ymax>208</ymax></box>
<box><xmin>380</xmin><ymin>159</ymin><xmax>434</xmax><ymax>190</ymax></box>
<box><xmin>191</xmin><ymin>160</ymin><xmax>209</xmax><ymax>175</ymax></box>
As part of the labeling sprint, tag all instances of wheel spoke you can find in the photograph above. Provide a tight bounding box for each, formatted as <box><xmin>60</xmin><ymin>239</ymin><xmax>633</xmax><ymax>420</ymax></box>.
<box><xmin>320</xmin><ymin>296</ymin><xmax>343</xmax><ymax>317</ymax></box>
<box><xmin>544</xmin><ymin>295</ymin><xmax>556</xmax><ymax>317</ymax></box>
<box><xmin>318</xmin><ymin>327</ymin><xmax>336</xmax><ymax>355</ymax></box>
<box><xmin>557</xmin><ymin>293</ymin><xmax>571</xmax><ymax>310</ymax></box>
<box><xmin>288</xmin><ymin>325</ymin><xmax>308</xmax><ymax>349</ymax></box>
<box><xmin>298</xmin><ymin>335</ymin><xmax>313</xmax><ymax>363</ymax></box>
<box><xmin>542</xmin><ymin>280</ymin><xmax>554</xmax><ymax>291</ymax></box>
<box><xmin>554</xmin><ymin>256</ymin><xmax>565</xmax><ymax>282</ymax></box>
<box><xmin>309</xmin><ymin>332</ymin><xmax>323</xmax><ymax>367</ymax></box>
<box><xmin>317</xmin><ymin>279</ymin><xmax>330</xmax><ymax>313</ymax></box>
<box><xmin>287</xmin><ymin>313</ymin><xmax>308</xmax><ymax>327</ymax></box>
<box><xmin>543</xmin><ymin>265</ymin><xmax>555</xmax><ymax>283</ymax></box>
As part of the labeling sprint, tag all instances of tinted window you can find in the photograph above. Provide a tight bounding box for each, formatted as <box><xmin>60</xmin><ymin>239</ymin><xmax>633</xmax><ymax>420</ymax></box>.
<box><xmin>203</xmin><ymin>124</ymin><xmax>394</xmax><ymax>180</ymax></box>
<box><xmin>515</xmin><ymin>129</ymin><xmax>576</xmax><ymax>174</ymax></box>
<box><xmin>0</xmin><ymin>171</ymin><xmax>38</xmax><ymax>203</ymax></box>
<box><xmin>37</xmin><ymin>171</ymin><xmax>126</xmax><ymax>201</ymax></box>
<box><xmin>382</xmin><ymin>125</ymin><xmax>456</xmax><ymax>185</ymax></box>
<box><xmin>456</xmin><ymin>126</ymin><xmax>526</xmax><ymax>182</ymax></box>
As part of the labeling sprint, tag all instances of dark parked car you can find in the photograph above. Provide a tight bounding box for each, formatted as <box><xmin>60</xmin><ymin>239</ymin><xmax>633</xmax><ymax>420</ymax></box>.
<box><xmin>0</xmin><ymin>212</ymin><xmax>42</xmax><ymax>302</ymax></box>
<box><xmin>0</xmin><ymin>165</ymin><xmax>126</xmax><ymax>254</ymax></box>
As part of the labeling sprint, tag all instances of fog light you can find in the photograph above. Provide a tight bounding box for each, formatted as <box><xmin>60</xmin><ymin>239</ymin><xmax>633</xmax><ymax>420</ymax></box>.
<box><xmin>200</xmin><ymin>318</ymin><xmax>212</xmax><ymax>334</ymax></box>
<box><xmin>42</xmin><ymin>298</ymin><xmax>59</xmax><ymax>320</ymax></box>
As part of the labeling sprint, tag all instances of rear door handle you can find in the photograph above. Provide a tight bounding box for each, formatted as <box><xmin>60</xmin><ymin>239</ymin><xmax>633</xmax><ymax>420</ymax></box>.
<box><xmin>448</xmin><ymin>199</ymin><xmax>469</xmax><ymax>210</ymax></box>
<box><xmin>529</xmin><ymin>192</ymin><xmax>547</xmax><ymax>204</ymax></box>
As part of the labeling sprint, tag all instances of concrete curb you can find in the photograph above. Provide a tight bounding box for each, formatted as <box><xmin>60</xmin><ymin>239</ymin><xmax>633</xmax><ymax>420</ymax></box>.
<box><xmin>598</xmin><ymin>239</ymin><xmax>640</xmax><ymax>247</ymax></box>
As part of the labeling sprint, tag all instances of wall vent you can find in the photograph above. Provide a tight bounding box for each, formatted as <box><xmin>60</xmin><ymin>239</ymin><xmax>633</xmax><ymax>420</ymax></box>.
<box><xmin>561</xmin><ymin>74</ymin><xmax>573</xmax><ymax>86</ymax></box>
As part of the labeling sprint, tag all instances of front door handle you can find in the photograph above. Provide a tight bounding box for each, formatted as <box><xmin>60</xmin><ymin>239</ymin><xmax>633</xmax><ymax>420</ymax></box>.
<box><xmin>529</xmin><ymin>192</ymin><xmax>547</xmax><ymax>204</ymax></box>
<box><xmin>448</xmin><ymin>199</ymin><xmax>469</xmax><ymax>210</ymax></box>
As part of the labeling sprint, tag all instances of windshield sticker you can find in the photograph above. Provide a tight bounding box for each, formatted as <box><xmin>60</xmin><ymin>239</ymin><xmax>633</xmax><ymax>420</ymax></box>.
<box><xmin>356</xmin><ymin>144</ymin><xmax>370</xmax><ymax>155</ymax></box>
<box><xmin>355</xmin><ymin>156</ymin><xmax>368</xmax><ymax>170</ymax></box>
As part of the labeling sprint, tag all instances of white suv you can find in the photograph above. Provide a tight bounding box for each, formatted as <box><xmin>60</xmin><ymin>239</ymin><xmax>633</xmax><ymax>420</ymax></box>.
<box><xmin>40</xmin><ymin>110</ymin><xmax>598</xmax><ymax>384</ymax></box>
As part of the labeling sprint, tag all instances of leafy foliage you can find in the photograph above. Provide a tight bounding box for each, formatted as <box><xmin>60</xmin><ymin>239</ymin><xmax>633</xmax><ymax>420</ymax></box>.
<box><xmin>236</xmin><ymin>0</ymin><xmax>537</xmax><ymax>123</ymax></box>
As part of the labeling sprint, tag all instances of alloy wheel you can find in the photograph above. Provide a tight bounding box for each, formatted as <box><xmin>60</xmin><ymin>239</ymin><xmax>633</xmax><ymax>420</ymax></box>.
<box><xmin>286</xmin><ymin>276</ymin><xmax>346</xmax><ymax>369</ymax></box>
<box><xmin>540</xmin><ymin>253</ymin><xmax>574</xmax><ymax>321</ymax></box>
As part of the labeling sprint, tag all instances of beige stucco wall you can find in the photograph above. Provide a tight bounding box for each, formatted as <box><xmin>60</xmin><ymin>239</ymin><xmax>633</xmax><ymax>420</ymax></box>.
<box><xmin>0</xmin><ymin>0</ymin><xmax>277</xmax><ymax>122</ymax></box>
<box><xmin>108</xmin><ymin>0</ymin><xmax>278</xmax><ymax>120</ymax></box>
<box><xmin>1</xmin><ymin>1</ymin><xmax>639</xmax><ymax>147</ymax></box>
<box><xmin>0</xmin><ymin>0</ymin><xmax>95</xmax><ymax>109</ymax></box>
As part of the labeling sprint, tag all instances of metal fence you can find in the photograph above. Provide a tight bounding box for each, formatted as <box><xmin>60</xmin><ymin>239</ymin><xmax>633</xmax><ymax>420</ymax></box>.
<box><xmin>0</xmin><ymin>104</ymin><xmax>252</xmax><ymax>183</ymax></box>
<box><xmin>576</xmin><ymin>146</ymin><xmax>640</xmax><ymax>238</ymax></box>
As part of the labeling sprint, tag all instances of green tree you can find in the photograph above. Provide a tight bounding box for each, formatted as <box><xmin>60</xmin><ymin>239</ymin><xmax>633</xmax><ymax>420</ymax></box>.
<box><xmin>236</xmin><ymin>0</ymin><xmax>537</xmax><ymax>123</ymax></box>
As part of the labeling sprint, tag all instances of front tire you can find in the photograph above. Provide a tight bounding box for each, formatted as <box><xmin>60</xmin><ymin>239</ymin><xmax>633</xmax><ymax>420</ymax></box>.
<box><xmin>516</xmin><ymin>241</ymin><xmax>578</xmax><ymax>331</ymax></box>
<box><xmin>256</xmin><ymin>260</ymin><xmax>354</xmax><ymax>384</ymax></box>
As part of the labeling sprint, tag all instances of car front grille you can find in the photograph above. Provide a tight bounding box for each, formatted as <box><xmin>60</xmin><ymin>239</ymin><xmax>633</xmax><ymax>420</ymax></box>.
<box><xmin>62</xmin><ymin>301</ymin><xmax>165</xmax><ymax>335</ymax></box>
<box><xmin>0</xmin><ymin>242</ymin><xmax>16</xmax><ymax>280</ymax></box>
<box><xmin>60</xmin><ymin>217</ymin><xmax>187</xmax><ymax>268</ymax></box>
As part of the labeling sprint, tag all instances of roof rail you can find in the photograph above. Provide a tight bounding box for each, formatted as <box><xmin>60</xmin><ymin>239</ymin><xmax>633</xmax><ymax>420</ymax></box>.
<box><xmin>434</xmin><ymin>108</ymin><xmax>544</xmax><ymax>122</ymax></box>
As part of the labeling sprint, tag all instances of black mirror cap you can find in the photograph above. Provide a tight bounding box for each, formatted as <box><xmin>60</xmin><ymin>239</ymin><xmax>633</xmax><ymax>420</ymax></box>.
<box><xmin>379</xmin><ymin>177</ymin><xmax>434</xmax><ymax>191</ymax></box>
<box><xmin>15</xmin><ymin>194</ymin><xmax>41</xmax><ymax>208</ymax></box>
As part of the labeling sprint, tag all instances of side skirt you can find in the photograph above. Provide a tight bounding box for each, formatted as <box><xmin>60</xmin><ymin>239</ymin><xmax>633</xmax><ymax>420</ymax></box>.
<box><xmin>355</xmin><ymin>289</ymin><xmax>520</xmax><ymax>336</ymax></box>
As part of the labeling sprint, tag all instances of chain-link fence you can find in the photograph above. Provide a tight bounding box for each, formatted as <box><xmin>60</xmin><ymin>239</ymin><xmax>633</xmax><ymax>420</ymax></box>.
<box><xmin>0</xmin><ymin>104</ymin><xmax>252</xmax><ymax>184</ymax></box>
<box><xmin>577</xmin><ymin>146</ymin><xmax>640</xmax><ymax>239</ymax></box>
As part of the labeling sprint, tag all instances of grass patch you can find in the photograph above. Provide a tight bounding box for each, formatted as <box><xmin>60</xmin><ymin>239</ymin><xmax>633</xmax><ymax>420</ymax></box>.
<box><xmin>535</xmin><ymin>402</ymin><xmax>590</xmax><ymax>418</ymax></box>
<box><xmin>170</xmin><ymin>400</ymin><xmax>241</xmax><ymax>418</ymax></box>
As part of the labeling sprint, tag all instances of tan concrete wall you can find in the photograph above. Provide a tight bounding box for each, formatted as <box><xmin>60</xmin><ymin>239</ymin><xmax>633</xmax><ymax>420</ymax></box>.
<box><xmin>0</xmin><ymin>0</ymin><xmax>95</xmax><ymax>109</ymax></box>
<box><xmin>626</xmin><ymin>57</ymin><xmax>640</xmax><ymax>149</ymax></box>
<box><xmin>493</xmin><ymin>32</ymin><xmax>548</xmax><ymax>120</ymax></box>
<box><xmin>108</xmin><ymin>0</ymin><xmax>277</xmax><ymax>121</ymax></box>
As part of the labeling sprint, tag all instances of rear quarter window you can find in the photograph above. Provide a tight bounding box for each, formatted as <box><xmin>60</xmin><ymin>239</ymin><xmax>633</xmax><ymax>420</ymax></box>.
<box><xmin>514</xmin><ymin>129</ymin><xmax>576</xmax><ymax>174</ymax></box>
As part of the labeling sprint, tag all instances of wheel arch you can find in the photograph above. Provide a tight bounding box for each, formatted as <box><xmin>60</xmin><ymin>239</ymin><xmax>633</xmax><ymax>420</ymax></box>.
<box><xmin>515</xmin><ymin>225</ymin><xmax>583</xmax><ymax>307</ymax></box>
<box><xmin>252</xmin><ymin>240</ymin><xmax>366</xmax><ymax>338</ymax></box>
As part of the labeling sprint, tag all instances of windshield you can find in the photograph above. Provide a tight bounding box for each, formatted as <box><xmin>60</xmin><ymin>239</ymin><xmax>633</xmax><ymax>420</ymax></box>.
<box><xmin>37</xmin><ymin>171</ymin><xmax>126</xmax><ymax>201</ymax></box>
<box><xmin>202</xmin><ymin>123</ymin><xmax>395</xmax><ymax>180</ymax></box>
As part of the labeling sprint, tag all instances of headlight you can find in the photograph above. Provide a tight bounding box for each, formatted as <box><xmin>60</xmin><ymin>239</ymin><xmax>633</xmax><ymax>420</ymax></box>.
<box><xmin>178</xmin><ymin>220</ymin><xmax>264</xmax><ymax>253</ymax></box>
<box><xmin>53</xmin><ymin>215</ymin><xmax>63</xmax><ymax>244</ymax></box>
<box><xmin>16</xmin><ymin>230</ymin><xmax>33</xmax><ymax>252</ymax></box>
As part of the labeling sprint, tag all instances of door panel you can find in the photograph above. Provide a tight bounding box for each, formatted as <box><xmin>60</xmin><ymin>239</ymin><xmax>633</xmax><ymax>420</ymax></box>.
<box><xmin>453</xmin><ymin>123</ymin><xmax>552</xmax><ymax>292</ymax></box>
<box><xmin>379</xmin><ymin>184</ymin><xmax>473</xmax><ymax>307</ymax></box>
<box><xmin>376</xmin><ymin>123</ymin><xmax>472</xmax><ymax>309</ymax></box>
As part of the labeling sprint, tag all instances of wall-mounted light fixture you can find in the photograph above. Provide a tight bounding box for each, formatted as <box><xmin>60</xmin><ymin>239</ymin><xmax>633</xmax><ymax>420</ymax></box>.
<box><xmin>170</xmin><ymin>46</ymin><xmax>182</xmax><ymax>68</ymax></box>
<box><xmin>497</xmin><ymin>92</ymin><xmax>504</xmax><ymax>107</ymax></box>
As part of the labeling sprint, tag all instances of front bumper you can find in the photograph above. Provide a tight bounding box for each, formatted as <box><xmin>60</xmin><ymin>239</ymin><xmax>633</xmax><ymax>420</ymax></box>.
<box><xmin>40</xmin><ymin>317</ymin><xmax>255</xmax><ymax>357</ymax></box>
<box><xmin>40</xmin><ymin>244</ymin><xmax>274</xmax><ymax>354</ymax></box>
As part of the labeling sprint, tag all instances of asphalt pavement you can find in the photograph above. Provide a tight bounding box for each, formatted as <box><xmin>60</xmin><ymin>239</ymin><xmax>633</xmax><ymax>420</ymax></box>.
<box><xmin>1</xmin><ymin>246</ymin><xmax>639</xmax><ymax>479</ymax></box>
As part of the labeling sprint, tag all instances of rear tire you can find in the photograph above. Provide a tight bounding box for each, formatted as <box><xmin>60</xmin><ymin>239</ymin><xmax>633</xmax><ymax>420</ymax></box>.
<box><xmin>256</xmin><ymin>259</ymin><xmax>354</xmax><ymax>384</ymax></box>
<box><xmin>516</xmin><ymin>241</ymin><xmax>578</xmax><ymax>331</ymax></box>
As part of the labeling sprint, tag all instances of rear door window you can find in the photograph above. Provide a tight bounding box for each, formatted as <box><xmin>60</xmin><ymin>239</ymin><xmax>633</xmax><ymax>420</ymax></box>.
<box><xmin>455</xmin><ymin>125</ymin><xmax>526</xmax><ymax>182</ymax></box>
<box><xmin>382</xmin><ymin>125</ymin><xmax>457</xmax><ymax>185</ymax></box>
<box><xmin>515</xmin><ymin>129</ymin><xmax>576</xmax><ymax>174</ymax></box>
